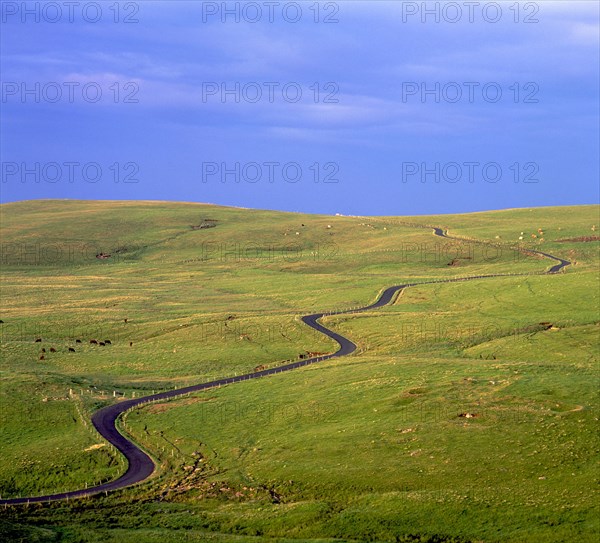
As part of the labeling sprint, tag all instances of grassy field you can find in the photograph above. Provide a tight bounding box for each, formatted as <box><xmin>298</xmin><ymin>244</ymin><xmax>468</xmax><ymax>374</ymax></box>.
<box><xmin>0</xmin><ymin>200</ymin><xmax>598</xmax><ymax>542</ymax></box>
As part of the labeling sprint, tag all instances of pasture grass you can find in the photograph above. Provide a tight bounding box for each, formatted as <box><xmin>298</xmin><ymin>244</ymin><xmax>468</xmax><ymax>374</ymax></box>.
<box><xmin>0</xmin><ymin>201</ymin><xmax>598</xmax><ymax>542</ymax></box>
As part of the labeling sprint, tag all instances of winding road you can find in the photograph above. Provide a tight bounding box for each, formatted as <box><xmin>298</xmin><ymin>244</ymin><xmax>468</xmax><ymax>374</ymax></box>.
<box><xmin>0</xmin><ymin>227</ymin><xmax>570</xmax><ymax>505</ymax></box>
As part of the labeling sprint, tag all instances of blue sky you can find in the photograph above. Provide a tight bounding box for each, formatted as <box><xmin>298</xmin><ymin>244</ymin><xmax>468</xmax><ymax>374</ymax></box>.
<box><xmin>1</xmin><ymin>0</ymin><xmax>599</xmax><ymax>215</ymax></box>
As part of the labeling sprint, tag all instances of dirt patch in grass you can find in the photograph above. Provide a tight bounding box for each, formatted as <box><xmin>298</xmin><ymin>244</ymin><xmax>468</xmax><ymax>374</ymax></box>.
<box><xmin>555</xmin><ymin>236</ymin><xmax>600</xmax><ymax>242</ymax></box>
<box><xmin>144</xmin><ymin>396</ymin><xmax>217</xmax><ymax>414</ymax></box>
<box><xmin>84</xmin><ymin>443</ymin><xmax>106</xmax><ymax>452</ymax></box>
<box><xmin>191</xmin><ymin>219</ymin><xmax>219</xmax><ymax>230</ymax></box>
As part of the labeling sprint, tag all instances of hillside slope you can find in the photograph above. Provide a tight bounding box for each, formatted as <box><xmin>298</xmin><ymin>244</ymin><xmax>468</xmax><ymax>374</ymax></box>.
<box><xmin>1</xmin><ymin>201</ymin><xmax>598</xmax><ymax>543</ymax></box>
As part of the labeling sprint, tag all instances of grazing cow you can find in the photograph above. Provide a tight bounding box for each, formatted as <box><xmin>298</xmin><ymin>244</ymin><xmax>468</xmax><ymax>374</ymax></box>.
<box><xmin>75</xmin><ymin>339</ymin><xmax>82</xmax><ymax>343</ymax></box>
<box><xmin>68</xmin><ymin>347</ymin><xmax>75</xmax><ymax>352</ymax></box>
<box><xmin>49</xmin><ymin>347</ymin><xmax>56</xmax><ymax>353</ymax></box>
<box><xmin>129</xmin><ymin>342</ymin><xmax>133</xmax><ymax>347</ymax></box>
<box><xmin>124</xmin><ymin>318</ymin><xmax>128</xmax><ymax>323</ymax></box>
<box><xmin>35</xmin><ymin>338</ymin><xmax>42</xmax><ymax>342</ymax></box>
<box><xmin>39</xmin><ymin>355</ymin><xmax>45</xmax><ymax>360</ymax></box>
<box><xmin>41</xmin><ymin>348</ymin><xmax>46</xmax><ymax>353</ymax></box>
<box><xmin>104</xmin><ymin>339</ymin><xmax>111</xmax><ymax>344</ymax></box>
<box><xmin>99</xmin><ymin>342</ymin><xmax>105</xmax><ymax>346</ymax></box>
<box><xmin>90</xmin><ymin>340</ymin><xmax>98</xmax><ymax>344</ymax></box>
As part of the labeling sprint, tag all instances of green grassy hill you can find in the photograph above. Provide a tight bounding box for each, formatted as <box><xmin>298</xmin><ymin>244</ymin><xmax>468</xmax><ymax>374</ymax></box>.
<box><xmin>1</xmin><ymin>200</ymin><xmax>598</xmax><ymax>542</ymax></box>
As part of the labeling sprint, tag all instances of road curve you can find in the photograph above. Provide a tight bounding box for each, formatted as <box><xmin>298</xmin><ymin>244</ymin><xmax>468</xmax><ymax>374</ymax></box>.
<box><xmin>0</xmin><ymin>228</ymin><xmax>570</xmax><ymax>505</ymax></box>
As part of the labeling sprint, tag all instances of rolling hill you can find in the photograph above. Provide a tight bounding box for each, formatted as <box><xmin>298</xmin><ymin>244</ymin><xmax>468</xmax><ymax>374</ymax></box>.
<box><xmin>0</xmin><ymin>200</ymin><xmax>598</xmax><ymax>542</ymax></box>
